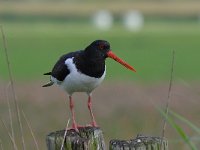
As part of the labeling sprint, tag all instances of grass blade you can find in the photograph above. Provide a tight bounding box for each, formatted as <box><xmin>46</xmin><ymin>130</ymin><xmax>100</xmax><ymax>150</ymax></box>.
<box><xmin>162</xmin><ymin>50</ymin><xmax>175</xmax><ymax>138</ymax></box>
<box><xmin>0</xmin><ymin>138</ymin><xmax>4</xmax><ymax>150</ymax></box>
<box><xmin>5</xmin><ymin>83</ymin><xmax>15</xmax><ymax>148</ymax></box>
<box><xmin>159</xmin><ymin>108</ymin><xmax>198</xmax><ymax>150</ymax></box>
<box><xmin>22</xmin><ymin>110</ymin><xmax>40</xmax><ymax>150</ymax></box>
<box><xmin>173</xmin><ymin>123</ymin><xmax>197</xmax><ymax>150</ymax></box>
<box><xmin>170</xmin><ymin>110</ymin><xmax>200</xmax><ymax>135</ymax></box>
<box><xmin>0</xmin><ymin>118</ymin><xmax>18</xmax><ymax>150</ymax></box>
<box><xmin>0</xmin><ymin>25</ymin><xmax>26</xmax><ymax>150</ymax></box>
<box><xmin>60</xmin><ymin>119</ymin><xmax>70</xmax><ymax>150</ymax></box>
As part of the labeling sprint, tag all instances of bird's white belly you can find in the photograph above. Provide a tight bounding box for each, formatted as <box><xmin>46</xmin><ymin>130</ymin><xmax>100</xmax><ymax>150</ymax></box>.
<box><xmin>61</xmin><ymin>70</ymin><xmax>105</xmax><ymax>95</ymax></box>
<box><xmin>53</xmin><ymin>58</ymin><xmax>106</xmax><ymax>95</ymax></box>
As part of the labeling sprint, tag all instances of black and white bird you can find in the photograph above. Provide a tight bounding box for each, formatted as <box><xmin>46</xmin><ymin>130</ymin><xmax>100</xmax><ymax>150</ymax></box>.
<box><xmin>43</xmin><ymin>40</ymin><xmax>136</xmax><ymax>131</ymax></box>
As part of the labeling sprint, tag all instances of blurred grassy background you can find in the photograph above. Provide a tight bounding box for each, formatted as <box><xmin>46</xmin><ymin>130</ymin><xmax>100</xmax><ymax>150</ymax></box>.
<box><xmin>0</xmin><ymin>1</ymin><xmax>200</xmax><ymax>82</ymax></box>
<box><xmin>1</xmin><ymin>1</ymin><xmax>200</xmax><ymax>150</ymax></box>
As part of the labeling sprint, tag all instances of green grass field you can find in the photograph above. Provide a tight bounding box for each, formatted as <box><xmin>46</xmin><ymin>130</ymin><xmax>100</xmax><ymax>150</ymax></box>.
<box><xmin>1</xmin><ymin>20</ymin><xmax>200</xmax><ymax>82</ymax></box>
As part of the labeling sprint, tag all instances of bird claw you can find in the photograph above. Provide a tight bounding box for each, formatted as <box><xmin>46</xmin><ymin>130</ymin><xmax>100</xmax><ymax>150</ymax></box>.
<box><xmin>86</xmin><ymin>121</ymin><xmax>98</xmax><ymax>128</ymax></box>
<box><xmin>91</xmin><ymin>121</ymin><xmax>98</xmax><ymax>127</ymax></box>
<box><xmin>68</xmin><ymin>127</ymin><xmax>79</xmax><ymax>132</ymax></box>
<box><xmin>67</xmin><ymin>123</ymin><xmax>79</xmax><ymax>132</ymax></box>
<box><xmin>68</xmin><ymin>124</ymin><xmax>88</xmax><ymax>132</ymax></box>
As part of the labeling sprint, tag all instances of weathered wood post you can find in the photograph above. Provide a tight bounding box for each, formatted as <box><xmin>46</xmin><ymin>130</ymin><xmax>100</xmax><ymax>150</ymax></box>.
<box><xmin>46</xmin><ymin>127</ymin><xmax>106</xmax><ymax>150</ymax></box>
<box><xmin>46</xmin><ymin>127</ymin><xmax>168</xmax><ymax>150</ymax></box>
<box><xmin>110</xmin><ymin>134</ymin><xmax>168</xmax><ymax>150</ymax></box>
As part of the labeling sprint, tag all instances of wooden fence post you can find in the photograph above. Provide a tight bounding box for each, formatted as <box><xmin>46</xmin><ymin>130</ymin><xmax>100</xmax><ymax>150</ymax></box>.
<box><xmin>46</xmin><ymin>127</ymin><xmax>106</xmax><ymax>150</ymax></box>
<box><xmin>46</xmin><ymin>127</ymin><xmax>168</xmax><ymax>150</ymax></box>
<box><xmin>110</xmin><ymin>134</ymin><xmax>168</xmax><ymax>150</ymax></box>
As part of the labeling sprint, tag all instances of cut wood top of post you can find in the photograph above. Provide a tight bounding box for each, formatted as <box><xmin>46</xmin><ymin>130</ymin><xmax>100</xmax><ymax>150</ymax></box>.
<box><xmin>46</xmin><ymin>127</ymin><xmax>106</xmax><ymax>150</ymax></box>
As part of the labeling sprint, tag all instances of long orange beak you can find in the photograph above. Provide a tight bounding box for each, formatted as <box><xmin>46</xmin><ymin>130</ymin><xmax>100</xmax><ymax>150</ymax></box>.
<box><xmin>107</xmin><ymin>51</ymin><xmax>136</xmax><ymax>72</ymax></box>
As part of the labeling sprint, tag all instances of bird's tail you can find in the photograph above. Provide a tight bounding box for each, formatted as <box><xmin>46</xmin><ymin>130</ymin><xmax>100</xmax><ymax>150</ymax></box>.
<box><xmin>42</xmin><ymin>81</ymin><xmax>54</xmax><ymax>87</ymax></box>
<box><xmin>43</xmin><ymin>72</ymin><xmax>51</xmax><ymax>75</ymax></box>
<box><xmin>43</xmin><ymin>72</ymin><xmax>53</xmax><ymax>87</ymax></box>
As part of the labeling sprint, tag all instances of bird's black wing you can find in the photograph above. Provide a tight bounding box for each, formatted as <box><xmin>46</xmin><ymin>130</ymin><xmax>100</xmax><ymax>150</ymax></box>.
<box><xmin>50</xmin><ymin>51</ymin><xmax>83</xmax><ymax>81</ymax></box>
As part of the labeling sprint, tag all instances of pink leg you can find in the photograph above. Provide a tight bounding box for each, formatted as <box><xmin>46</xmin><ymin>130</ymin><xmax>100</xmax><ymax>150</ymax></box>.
<box><xmin>69</xmin><ymin>96</ymin><xmax>78</xmax><ymax>131</ymax></box>
<box><xmin>88</xmin><ymin>95</ymin><xmax>98</xmax><ymax>127</ymax></box>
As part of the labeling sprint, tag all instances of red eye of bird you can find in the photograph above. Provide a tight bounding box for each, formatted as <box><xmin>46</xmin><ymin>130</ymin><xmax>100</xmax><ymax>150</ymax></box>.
<box><xmin>99</xmin><ymin>44</ymin><xmax>104</xmax><ymax>50</ymax></box>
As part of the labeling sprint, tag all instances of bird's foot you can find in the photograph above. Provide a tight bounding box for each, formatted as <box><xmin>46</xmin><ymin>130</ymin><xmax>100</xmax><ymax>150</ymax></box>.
<box><xmin>67</xmin><ymin>124</ymin><xmax>86</xmax><ymax>132</ymax></box>
<box><xmin>68</xmin><ymin>123</ymin><xmax>79</xmax><ymax>132</ymax></box>
<box><xmin>67</xmin><ymin>122</ymin><xmax>98</xmax><ymax>131</ymax></box>
<box><xmin>91</xmin><ymin>121</ymin><xmax>98</xmax><ymax>127</ymax></box>
<box><xmin>86</xmin><ymin>121</ymin><xmax>98</xmax><ymax>128</ymax></box>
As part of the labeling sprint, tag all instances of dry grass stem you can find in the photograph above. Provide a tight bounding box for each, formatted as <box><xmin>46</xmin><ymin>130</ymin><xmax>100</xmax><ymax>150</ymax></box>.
<box><xmin>162</xmin><ymin>50</ymin><xmax>175</xmax><ymax>137</ymax></box>
<box><xmin>60</xmin><ymin>119</ymin><xmax>70</xmax><ymax>150</ymax></box>
<box><xmin>0</xmin><ymin>25</ymin><xmax>26</xmax><ymax>150</ymax></box>
<box><xmin>6</xmin><ymin>82</ymin><xmax>15</xmax><ymax>147</ymax></box>
<box><xmin>0</xmin><ymin>139</ymin><xmax>3</xmax><ymax>150</ymax></box>
<box><xmin>0</xmin><ymin>118</ymin><xmax>18</xmax><ymax>150</ymax></box>
<box><xmin>22</xmin><ymin>110</ymin><xmax>40</xmax><ymax>150</ymax></box>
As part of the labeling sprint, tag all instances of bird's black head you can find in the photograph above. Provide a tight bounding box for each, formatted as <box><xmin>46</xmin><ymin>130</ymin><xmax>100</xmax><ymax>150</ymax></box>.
<box><xmin>84</xmin><ymin>40</ymin><xmax>110</xmax><ymax>60</ymax></box>
<box><xmin>85</xmin><ymin>40</ymin><xmax>136</xmax><ymax>72</ymax></box>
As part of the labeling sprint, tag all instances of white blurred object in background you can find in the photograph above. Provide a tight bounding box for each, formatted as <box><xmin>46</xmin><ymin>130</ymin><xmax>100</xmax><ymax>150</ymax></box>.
<box><xmin>92</xmin><ymin>10</ymin><xmax>113</xmax><ymax>30</ymax></box>
<box><xmin>123</xmin><ymin>10</ymin><xmax>144</xmax><ymax>32</ymax></box>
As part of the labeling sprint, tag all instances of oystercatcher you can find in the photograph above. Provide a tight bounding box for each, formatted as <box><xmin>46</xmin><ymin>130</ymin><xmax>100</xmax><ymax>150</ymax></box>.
<box><xmin>43</xmin><ymin>40</ymin><xmax>136</xmax><ymax>131</ymax></box>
